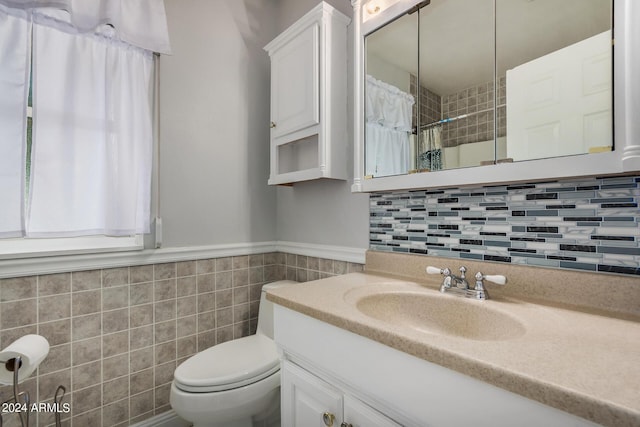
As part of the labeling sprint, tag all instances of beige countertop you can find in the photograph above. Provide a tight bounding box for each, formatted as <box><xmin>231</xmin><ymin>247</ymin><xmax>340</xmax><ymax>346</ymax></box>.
<box><xmin>267</xmin><ymin>272</ymin><xmax>640</xmax><ymax>427</ymax></box>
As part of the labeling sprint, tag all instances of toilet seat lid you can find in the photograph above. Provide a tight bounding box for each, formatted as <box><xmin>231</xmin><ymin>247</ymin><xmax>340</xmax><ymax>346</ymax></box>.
<box><xmin>173</xmin><ymin>334</ymin><xmax>279</xmax><ymax>393</ymax></box>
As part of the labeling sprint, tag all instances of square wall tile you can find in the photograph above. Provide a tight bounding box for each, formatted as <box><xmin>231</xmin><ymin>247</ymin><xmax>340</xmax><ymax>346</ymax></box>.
<box><xmin>0</xmin><ymin>251</ymin><xmax>357</xmax><ymax>425</ymax></box>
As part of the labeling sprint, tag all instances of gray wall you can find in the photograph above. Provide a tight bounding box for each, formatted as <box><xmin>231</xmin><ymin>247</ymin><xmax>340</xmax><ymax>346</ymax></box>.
<box><xmin>0</xmin><ymin>3</ymin><xmax>367</xmax><ymax>426</ymax></box>
<box><xmin>158</xmin><ymin>0</ymin><xmax>369</xmax><ymax>252</ymax></box>
<box><xmin>274</xmin><ymin>0</ymin><xmax>370</xmax><ymax>250</ymax></box>
<box><xmin>159</xmin><ymin>0</ymin><xmax>279</xmax><ymax>248</ymax></box>
<box><xmin>275</xmin><ymin>0</ymin><xmax>353</xmax><ymax>29</ymax></box>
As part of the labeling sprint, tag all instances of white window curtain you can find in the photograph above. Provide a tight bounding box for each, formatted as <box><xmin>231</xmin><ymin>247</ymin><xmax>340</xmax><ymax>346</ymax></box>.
<box><xmin>365</xmin><ymin>75</ymin><xmax>414</xmax><ymax>177</ymax></box>
<box><xmin>0</xmin><ymin>0</ymin><xmax>171</xmax><ymax>54</ymax></box>
<box><xmin>26</xmin><ymin>18</ymin><xmax>153</xmax><ymax>237</ymax></box>
<box><xmin>0</xmin><ymin>8</ymin><xmax>29</xmax><ymax>237</ymax></box>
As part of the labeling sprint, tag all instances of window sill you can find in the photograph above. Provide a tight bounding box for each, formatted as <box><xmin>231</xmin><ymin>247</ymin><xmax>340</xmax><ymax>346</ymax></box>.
<box><xmin>0</xmin><ymin>235</ymin><xmax>144</xmax><ymax>260</ymax></box>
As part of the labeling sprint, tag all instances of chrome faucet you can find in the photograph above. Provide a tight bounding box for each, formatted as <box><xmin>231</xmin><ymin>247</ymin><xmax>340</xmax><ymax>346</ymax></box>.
<box><xmin>426</xmin><ymin>266</ymin><xmax>469</xmax><ymax>291</ymax></box>
<box><xmin>426</xmin><ymin>266</ymin><xmax>506</xmax><ymax>300</ymax></box>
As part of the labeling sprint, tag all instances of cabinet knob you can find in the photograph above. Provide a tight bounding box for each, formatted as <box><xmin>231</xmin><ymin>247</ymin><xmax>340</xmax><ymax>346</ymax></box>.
<box><xmin>341</xmin><ymin>423</ymin><xmax>353</xmax><ymax>427</ymax></box>
<box><xmin>270</xmin><ymin>121</ymin><xmax>277</xmax><ymax>128</ymax></box>
<box><xmin>322</xmin><ymin>412</ymin><xmax>335</xmax><ymax>426</ymax></box>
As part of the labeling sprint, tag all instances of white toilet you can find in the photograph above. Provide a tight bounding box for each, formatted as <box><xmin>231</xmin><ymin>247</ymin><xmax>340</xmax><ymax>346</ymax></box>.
<box><xmin>170</xmin><ymin>280</ymin><xmax>296</xmax><ymax>427</ymax></box>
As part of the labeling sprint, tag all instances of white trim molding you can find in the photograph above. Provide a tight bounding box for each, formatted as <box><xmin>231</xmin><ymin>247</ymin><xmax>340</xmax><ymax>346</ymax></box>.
<box><xmin>351</xmin><ymin>0</ymin><xmax>364</xmax><ymax>193</ymax></box>
<box><xmin>276</xmin><ymin>241</ymin><xmax>367</xmax><ymax>264</ymax></box>
<box><xmin>129</xmin><ymin>410</ymin><xmax>190</xmax><ymax>427</ymax></box>
<box><xmin>0</xmin><ymin>242</ymin><xmax>277</xmax><ymax>279</ymax></box>
<box><xmin>620</xmin><ymin>0</ymin><xmax>640</xmax><ymax>171</ymax></box>
<box><xmin>0</xmin><ymin>235</ymin><xmax>144</xmax><ymax>259</ymax></box>
<box><xmin>0</xmin><ymin>241</ymin><xmax>367</xmax><ymax>279</ymax></box>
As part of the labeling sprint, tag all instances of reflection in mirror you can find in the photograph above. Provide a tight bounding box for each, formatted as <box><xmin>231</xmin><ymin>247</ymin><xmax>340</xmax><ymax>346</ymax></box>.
<box><xmin>363</xmin><ymin>0</ymin><xmax>613</xmax><ymax>179</ymax></box>
<box><xmin>418</xmin><ymin>0</ymin><xmax>495</xmax><ymax>171</ymax></box>
<box><xmin>365</xmin><ymin>12</ymin><xmax>417</xmax><ymax>177</ymax></box>
<box><xmin>498</xmin><ymin>0</ymin><xmax>612</xmax><ymax>162</ymax></box>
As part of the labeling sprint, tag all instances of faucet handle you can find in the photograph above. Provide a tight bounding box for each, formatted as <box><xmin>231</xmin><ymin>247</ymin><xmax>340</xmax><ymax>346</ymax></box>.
<box><xmin>426</xmin><ymin>266</ymin><xmax>445</xmax><ymax>275</ymax></box>
<box><xmin>426</xmin><ymin>266</ymin><xmax>455</xmax><ymax>278</ymax></box>
<box><xmin>475</xmin><ymin>272</ymin><xmax>507</xmax><ymax>285</ymax></box>
<box><xmin>473</xmin><ymin>272</ymin><xmax>507</xmax><ymax>300</ymax></box>
<box><xmin>427</xmin><ymin>266</ymin><xmax>453</xmax><ymax>291</ymax></box>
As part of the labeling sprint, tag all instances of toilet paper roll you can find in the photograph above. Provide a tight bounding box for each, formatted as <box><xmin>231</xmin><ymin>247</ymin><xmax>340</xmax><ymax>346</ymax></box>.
<box><xmin>0</xmin><ymin>334</ymin><xmax>50</xmax><ymax>385</ymax></box>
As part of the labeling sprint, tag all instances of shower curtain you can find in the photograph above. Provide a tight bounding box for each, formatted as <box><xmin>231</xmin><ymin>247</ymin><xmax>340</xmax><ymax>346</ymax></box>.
<box><xmin>418</xmin><ymin>125</ymin><xmax>444</xmax><ymax>171</ymax></box>
<box><xmin>366</xmin><ymin>75</ymin><xmax>414</xmax><ymax>177</ymax></box>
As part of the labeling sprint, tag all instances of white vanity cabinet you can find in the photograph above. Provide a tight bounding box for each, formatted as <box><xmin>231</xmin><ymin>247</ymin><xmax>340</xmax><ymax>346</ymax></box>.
<box><xmin>282</xmin><ymin>359</ymin><xmax>401</xmax><ymax>427</ymax></box>
<box><xmin>264</xmin><ymin>2</ymin><xmax>350</xmax><ymax>186</ymax></box>
<box><xmin>274</xmin><ymin>304</ymin><xmax>600</xmax><ymax>427</ymax></box>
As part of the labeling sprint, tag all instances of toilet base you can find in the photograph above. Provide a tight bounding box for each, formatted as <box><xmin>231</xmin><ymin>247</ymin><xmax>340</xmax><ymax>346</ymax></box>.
<box><xmin>190</xmin><ymin>407</ymin><xmax>280</xmax><ymax>427</ymax></box>
<box><xmin>191</xmin><ymin>400</ymin><xmax>280</xmax><ymax>427</ymax></box>
<box><xmin>252</xmin><ymin>397</ymin><xmax>280</xmax><ymax>427</ymax></box>
<box><xmin>193</xmin><ymin>419</ymin><xmax>251</xmax><ymax>427</ymax></box>
<box><xmin>171</xmin><ymin>372</ymin><xmax>281</xmax><ymax>427</ymax></box>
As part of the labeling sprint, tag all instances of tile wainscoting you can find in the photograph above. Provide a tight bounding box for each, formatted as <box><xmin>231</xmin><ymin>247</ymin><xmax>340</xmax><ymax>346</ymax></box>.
<box><xmin>0</xmin><ymin>252</ymin><xmax>363</xmax><ymax>427</ymax></box>
<box><xmin>370</xmin><ymin>174</ymin><xmax>640</xmax><ymax>276</ymax></box>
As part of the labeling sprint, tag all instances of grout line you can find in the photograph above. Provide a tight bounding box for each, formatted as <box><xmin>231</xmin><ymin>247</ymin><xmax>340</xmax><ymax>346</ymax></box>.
<box><xmin>0</xmin><ymin>253</ymin><xmax>364</xmax><ymax>426</ymax></box>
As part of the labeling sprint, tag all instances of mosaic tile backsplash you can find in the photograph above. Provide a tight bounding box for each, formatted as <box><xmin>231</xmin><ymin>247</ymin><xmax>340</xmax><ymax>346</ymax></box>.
<box><xmin>370</xmin><ymin>175</ymin><xmax>640</xmax><ymax>276</ymax></box>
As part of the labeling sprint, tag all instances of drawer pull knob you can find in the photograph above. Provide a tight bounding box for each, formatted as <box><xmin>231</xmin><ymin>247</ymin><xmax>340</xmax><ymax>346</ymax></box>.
<box><xmin>323</xmin><ymin>412</ymin><xmax>335</xmax><ymax>426</ymax></box>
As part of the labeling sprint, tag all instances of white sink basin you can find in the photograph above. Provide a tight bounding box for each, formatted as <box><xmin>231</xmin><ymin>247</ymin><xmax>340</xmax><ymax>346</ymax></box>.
<box><xmin>354</xmin><ymin>290</ymin><xmax>526</xmax><ymax>341</ymax></box>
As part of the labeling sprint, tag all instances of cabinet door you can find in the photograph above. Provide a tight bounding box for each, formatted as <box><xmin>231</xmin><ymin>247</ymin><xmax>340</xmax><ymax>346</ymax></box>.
<box><xmin>343</xmin><ymin>394</ymin><xmax>402</xmax><ymax>427</ymax></box>
<box><xmin>282</xmin><ymin>360</ymin><xmax>343</xmax><ymax>427</ymax></box>
<box><xmin>270</xmin><ymin>22</ymin><xmax>320</xmax><ymax>140</ymax></box>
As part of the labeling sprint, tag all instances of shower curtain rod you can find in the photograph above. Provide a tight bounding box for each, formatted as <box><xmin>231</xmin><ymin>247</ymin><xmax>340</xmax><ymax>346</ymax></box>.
<box><xmin>418</xmin><ymin>104</ymin><xmax>506</xmax><ymax>130</ymax></box>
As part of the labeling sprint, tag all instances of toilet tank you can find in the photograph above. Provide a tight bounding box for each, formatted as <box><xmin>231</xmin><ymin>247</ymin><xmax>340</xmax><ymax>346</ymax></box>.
<box><xmin>257</xmin><ymin>280</ymin><xmax>297</xmax><ymax>339</ymax></box>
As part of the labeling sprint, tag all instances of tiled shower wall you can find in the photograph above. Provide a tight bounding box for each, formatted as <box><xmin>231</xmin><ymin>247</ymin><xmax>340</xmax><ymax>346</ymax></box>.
<box><xmin>410</xmin><ymin>74</ymin><xmax>441</xmax><ymax>128</ymax></box>
<box><xmin>0</xmin><ymin>253</ymin><xmax>363</xmax><ymax>427</ymax></box>
<box><xmin>370</xmin><ymin>175</ymin><xmax>640</xmax><ymax>276</ymax></box>
<box><xmin>410</xmin><ymin>74</ymin><xmax>508</xmax><ymax>149</ymax></box>
<box><xmin>440</xmin><ymin>76</ymin><xmax>506</xmax><ymax>148</ymax></box>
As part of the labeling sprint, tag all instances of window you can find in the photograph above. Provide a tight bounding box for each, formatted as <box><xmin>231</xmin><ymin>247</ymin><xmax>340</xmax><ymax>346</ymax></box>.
<box><xmin>0</xmin><ymin>6</ymin><xmax>160</xmax><ymax>259</ymax></box>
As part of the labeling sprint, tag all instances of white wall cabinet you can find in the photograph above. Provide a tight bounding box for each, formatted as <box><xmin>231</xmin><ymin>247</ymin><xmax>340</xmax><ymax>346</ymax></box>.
<box><xmin>264</xmin><ymin>2</ymin><xmax>350</xmax><ymax>185</ymax></box>
<box><xmin>281</xmin><ymin>360</ymin><xmax>401</xmax><ymax>427</ymax></box>
<box><xmin>350</xmin><ymin>0</ymin><xmax>640</xmax><ymax>193</ymax></box>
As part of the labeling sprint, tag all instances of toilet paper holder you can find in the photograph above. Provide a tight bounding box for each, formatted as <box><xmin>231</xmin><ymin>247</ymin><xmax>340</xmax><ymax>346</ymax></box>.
<box><xmin>5</xmin><ymin>357</ymin><xmax>22</xmax><ymax>372</ymax></box>
<box><xmin>1</xmin><ymin>356</ymin><xmax>66</xmax><ymax>427</ymax></box>
<box><xmin>2</xmin><ymin>355</ymin><xmax>31</xmax><ymax>427</ymax></box>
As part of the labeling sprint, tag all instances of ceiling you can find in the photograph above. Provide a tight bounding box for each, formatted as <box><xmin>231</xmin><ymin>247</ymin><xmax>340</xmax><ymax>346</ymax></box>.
<box><xmin>366</xmin><ymin>0</ymin><xmax>612</xmax><ymax>95</ymax></box>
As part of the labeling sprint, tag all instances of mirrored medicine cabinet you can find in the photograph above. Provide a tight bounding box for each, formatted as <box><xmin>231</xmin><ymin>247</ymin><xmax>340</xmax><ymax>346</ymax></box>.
<box><xmin>351</xmin><ymin>0</ymin><xmax>640</xmax><ymax>192</ymax></box>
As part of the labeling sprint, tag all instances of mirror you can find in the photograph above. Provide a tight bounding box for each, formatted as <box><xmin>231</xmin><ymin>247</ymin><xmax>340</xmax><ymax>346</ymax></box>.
<box><xmin>364</xmin><ymin>0</ymin><xmax>612</xmax><ymax>178</ymax></box>
<box><xmin>497</xmin><ymin>0</ymin><xmax>612</xmax><ymax>162</ymax></box>
<box><xmin>418</xmin><ymin>0</ymin><xmax>495</xmax><ymax>171</ymax></box>
<box><xmin>365</xmin><ymin>12</ymin><xmax>417</xmax><ymax>177</ymax></box>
